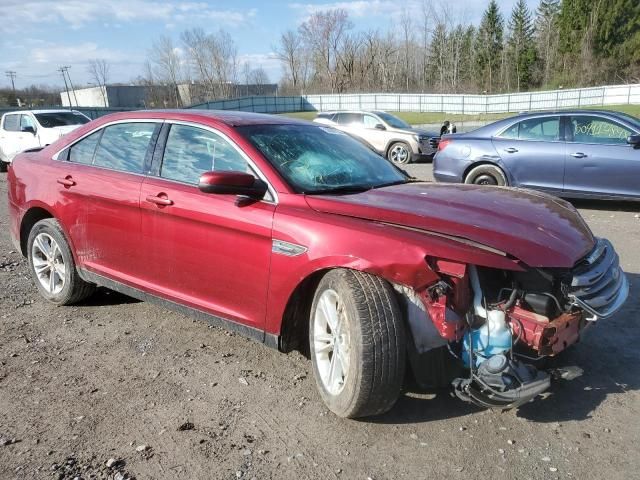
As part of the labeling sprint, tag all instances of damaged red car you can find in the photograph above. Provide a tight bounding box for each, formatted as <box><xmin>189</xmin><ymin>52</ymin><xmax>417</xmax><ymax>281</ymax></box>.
<box><xmin>7</xmin><ymin>111</ymin><xmax>629</xmax><ymax>418</ymax></box>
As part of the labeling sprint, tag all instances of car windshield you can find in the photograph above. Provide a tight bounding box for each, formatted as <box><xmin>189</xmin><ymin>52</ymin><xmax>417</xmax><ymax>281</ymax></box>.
<box><xmin>35</xmin><ymin>112</ymin><xmax>90</xmax><ymax>128</ymax></box>
<box><xmin>375</xmin><ymin>112</ymin><xmax>410</xmax><ymax>129</ymax></box>
<box><xmin>238</xmin><ymin>124</ymin><xmax>409</xmax><ymax>194</ymax></box>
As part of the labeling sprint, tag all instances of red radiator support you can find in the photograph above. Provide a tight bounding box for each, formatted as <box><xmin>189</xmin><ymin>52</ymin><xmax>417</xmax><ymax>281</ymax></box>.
<box><xmin>508</xmin><ymin>304</ymin><xmax>584</xmax><ymax>356</ymax></box>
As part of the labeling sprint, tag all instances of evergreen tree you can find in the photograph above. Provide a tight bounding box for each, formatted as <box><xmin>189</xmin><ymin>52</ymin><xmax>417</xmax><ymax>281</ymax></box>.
<box><xmin>476</xmin><ymin>0</ymin><xmax>504</xmax><ymax>93</ymax></box>
<box><xmin>508</xmin><ymin>0</ymin><xmax>536</xmax><ymax>91</ymax></box>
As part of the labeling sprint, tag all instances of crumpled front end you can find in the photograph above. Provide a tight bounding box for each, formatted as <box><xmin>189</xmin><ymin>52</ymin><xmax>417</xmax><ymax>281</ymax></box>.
<box><xmin>410</xmin><ymin>238</ymin><xmax>628</xmax><ymax>409</ymax></box>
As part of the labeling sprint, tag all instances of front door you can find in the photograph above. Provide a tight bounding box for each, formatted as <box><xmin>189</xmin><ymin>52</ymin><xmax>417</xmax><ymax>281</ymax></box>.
<box><xmin>139</xmin><ymin>123</ymin><xmax>275</xmax><ymax>328</ymax></box>
<box><xmin>563</xmin><ymin>115</ymin><xmax>640</xmax><ymax>198</ymax></box>
<box><xmin>491</xmin><ymin>115</ymin><xmax>565</xmax><ymax>193</ymax></box>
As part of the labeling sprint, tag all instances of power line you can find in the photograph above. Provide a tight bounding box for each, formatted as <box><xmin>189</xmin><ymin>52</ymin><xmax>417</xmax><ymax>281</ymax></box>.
<box><xmin>62</xmin><ymin>66</ymin><xmax>79</xmax><ymax>107</ymax></box>
<box><xmin>5</xmin><ymin>71</ymin><xmax>16</xmax><ymax>94</ymax></box>
<box><xmin>58</xmin><ymin>67</ymin><xmax>72</xmax><ymax>108</ymax></box>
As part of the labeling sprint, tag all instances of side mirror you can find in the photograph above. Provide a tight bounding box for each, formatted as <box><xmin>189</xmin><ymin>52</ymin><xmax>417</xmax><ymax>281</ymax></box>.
<box><xmin>198</xmin><ymin>171</ymin><xmax>268</xmax><ymax>200</ymax></box>
<box><xmin>374</xmin><ymin>123</ymin><xmax>386</xmax><ymax>131</ymax></box>
<box><xmin>22</xmin><ymin>126</ymin><xmax>36</xmax><ymax>135</ymax></box>
<box><xmin>627</xmin><ymin>134</ymin><xmax>640</xmax><ymax>147</ymax></box>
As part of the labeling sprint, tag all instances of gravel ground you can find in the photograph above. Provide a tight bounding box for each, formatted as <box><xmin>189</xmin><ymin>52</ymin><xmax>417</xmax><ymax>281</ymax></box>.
<box><xmin>0</xmin><ymin>165</ymin><xmax>639</xmax><ymax>480</ymax></box>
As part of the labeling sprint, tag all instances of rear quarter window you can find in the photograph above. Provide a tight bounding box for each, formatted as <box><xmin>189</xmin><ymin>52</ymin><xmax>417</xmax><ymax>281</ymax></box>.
<box><xmin>2</xmin><ymin>114</ymin><xmax>20</xmax><ymax>132</ymax></box>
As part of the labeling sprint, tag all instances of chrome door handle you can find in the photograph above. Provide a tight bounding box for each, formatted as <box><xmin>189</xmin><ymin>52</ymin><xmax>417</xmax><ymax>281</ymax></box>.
<box><xmin>570</xmin><ymin>152</ymin><xmax>587</xmax><ymax>158</ymax></box>
<box><xmin>145</xmin><ymin>195</ymin><xmax>173</xmax><ymax>206</ymax></box>
<box><xmin>57</xmin><ymin>176</ymin><xmax>76</xmax><ymax>187</ymax></box>
<box><xmin>504</xmin><ymin>147</ymin><xmax>518</xmax><ymax>153</ymax></box>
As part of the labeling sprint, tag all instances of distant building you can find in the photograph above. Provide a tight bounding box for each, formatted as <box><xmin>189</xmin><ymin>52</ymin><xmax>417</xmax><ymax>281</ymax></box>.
<box><xmin>60</xmin><ymin>86</ymin><xmax>148</xmax><ymax>108</ymax></box>
<box><xmin>61</xmin><ymin>83</ymin><xmax>280</xmax><ymax>109</ymax></box>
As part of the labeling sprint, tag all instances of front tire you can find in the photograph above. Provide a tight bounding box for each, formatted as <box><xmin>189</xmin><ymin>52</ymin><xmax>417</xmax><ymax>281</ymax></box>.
<box><xmin>464</xmin><ymin>164</ymin><xmax>508</xmax><ymax>186</ymax></box>
<box><xmin>309</xmin><ymin>269</ymin><xmax>406</xmax><ymax>418</ymax></box>
<box><xmin>27</xmin><ymin>219</ymin><xmax>95</xmax><ymax>305</ymax></box>
<box><xmin>387</xmin><ymin>142</ymin><xmax>412</xmax><ymax>164</ymax></box>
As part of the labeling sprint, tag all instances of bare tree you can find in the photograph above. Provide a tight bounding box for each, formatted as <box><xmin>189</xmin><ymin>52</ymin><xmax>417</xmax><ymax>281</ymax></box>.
<box><xmin>299</xmin><ymin>9</ymin><xmax>352</xmax><ymax>93</ymax></box>
<box><xmin>87</xmin><ymin>59</ymin><xmax>110</xmax><ymax>106</ymax></box>
<box><xmin>275</xmin><ymin>30</ymin><xmax>306</xmax><ymax>93</ymax></box>
<box><xmin>149</xmin><ymin>35</ymin><xmax>183</xmax><ymax>107</ymax></box>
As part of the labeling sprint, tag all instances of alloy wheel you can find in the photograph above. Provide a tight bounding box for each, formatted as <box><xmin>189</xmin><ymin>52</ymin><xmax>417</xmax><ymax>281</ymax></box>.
<box><xmin>313</xmin><ymin>289</ymin><xmax>351</xmax><ymax>396</ymax></box>
<box><xmin>31</xmin><ymin>233</ymin><xmax>66</xmax><ymax>295</ymax></box>
<box><xmin>389</xmin><ymin>144</ymin><xmax>410</xmax><ymax>164</ymax></box>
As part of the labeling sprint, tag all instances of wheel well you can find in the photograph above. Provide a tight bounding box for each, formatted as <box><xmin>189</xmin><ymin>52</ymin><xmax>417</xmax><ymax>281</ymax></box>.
<box><xmin>462</xmin><ymin>161</ymin><xmax>502</xmax><ymax>182</ymax></box>
<box><xmin>278</xmin><ymin>269</ymin><xmax>332</xmax><ymax>356</ymax></box>
<box><xmin>19</xmin><ymin>207</ymin><xmax>53</xmax><ymax>256</ymax></box>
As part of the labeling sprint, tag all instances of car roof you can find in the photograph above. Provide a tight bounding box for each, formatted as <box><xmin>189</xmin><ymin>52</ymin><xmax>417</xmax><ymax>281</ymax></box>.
<box><xmin>515</xmin><ymin>109</ymin><xmax>632</xmax><ymax>118</ymax></box>
<box><xmin>2</xmin><ymin>109</ymin><xmax>84</xmax><ymax>115</ymax></box>
<box><xmin>95</xmin><ymin>109</ymin><xmax>310</xmax><ymax>127</ymax></box>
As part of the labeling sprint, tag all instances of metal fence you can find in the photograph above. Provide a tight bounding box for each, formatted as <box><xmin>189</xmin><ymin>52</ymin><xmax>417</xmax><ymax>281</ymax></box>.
<box><xmin>192</xmin><ymin>83</ymin><xmax>640</xmax><ymax>115</ymax></box>
<box><xmin>2</xmin><ymin>83</ymin><xmax>639</xmax><ymax>118</ymax></box>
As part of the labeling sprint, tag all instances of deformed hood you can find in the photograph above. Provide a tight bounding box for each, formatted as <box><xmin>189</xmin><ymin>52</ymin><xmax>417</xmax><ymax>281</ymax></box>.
<box><xmin>305</xmin><ymin>182</ymin><xmax>595</xmax><ymax>268</ymax></box>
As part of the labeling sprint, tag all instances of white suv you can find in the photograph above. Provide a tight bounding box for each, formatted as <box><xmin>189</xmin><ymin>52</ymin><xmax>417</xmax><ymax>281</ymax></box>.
<box><xmin>313</xmin><ymin>110</ymin><xmax>439</xmax><ymax>164</ymax></box>
<box><xmin>0</xmin><ymin>110</ymin><xmax>91</xmax><ymax>171</ymax></box>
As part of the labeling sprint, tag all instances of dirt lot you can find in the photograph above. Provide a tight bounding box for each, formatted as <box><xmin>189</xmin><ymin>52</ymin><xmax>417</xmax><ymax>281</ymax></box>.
<box><xmin>1</xmin><ymin>165</ymin><xmax>639</xmax><ymax>480</ymax></box>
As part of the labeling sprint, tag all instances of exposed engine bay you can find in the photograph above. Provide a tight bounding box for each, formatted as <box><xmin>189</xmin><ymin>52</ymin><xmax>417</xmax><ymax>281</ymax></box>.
<box><xmin>403</xmin><ymin>238</ymin><xmax>629</xmax><ymax>409</ymax></box>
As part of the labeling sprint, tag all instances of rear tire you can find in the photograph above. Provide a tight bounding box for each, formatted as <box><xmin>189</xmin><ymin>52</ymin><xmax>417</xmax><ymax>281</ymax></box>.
<box><xmin>387</xmin><ymin>142</ymin><xmax>412</xmax><ymax>165</ymax></box>
<box><xmin>27</xmin><ymin>219</ymin><xmax>95</xmax><ymax>305</ymax></box>
<box><xmin>309</xmin><ymin>269</ymin><xmax>406</xmax><ymax>418</ymax></box>
<box><xmin>464</xmin><ymin>164</ymin><xmax>508</xmax><ymax>186</ymax></box>
<box><xmin>0</xmin><ymin>161</ymin><xmax>7</xmax><ymax>173</ymax></box>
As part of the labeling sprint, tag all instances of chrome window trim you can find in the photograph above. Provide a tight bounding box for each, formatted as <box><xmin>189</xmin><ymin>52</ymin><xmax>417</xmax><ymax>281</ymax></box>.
<box><xmin>52</xmin><ymin>118</ymin><xmax>165</xmax><ymax>161</ymax></box>
<box><xmin>494</xmin><ymin>114</ymin><xmax>564</xmax><ymax>143</ymax></box>
<box><xmin>51</xmin><ymin>117</ymin><xmax>278</xmax><ymax>204</ymax></box>
<box><xmin>161</xmin><ymin>120</ymin><xmax>279</xmax><ymax>205</ymax></box>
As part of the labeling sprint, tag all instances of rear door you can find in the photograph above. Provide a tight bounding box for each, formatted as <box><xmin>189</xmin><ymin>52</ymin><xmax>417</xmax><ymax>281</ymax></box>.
<box><xmin>56</xmin><ymin>121</ymin><xmax>159</xmax><ymax>282</ymax></box>
<box><xmin>563</xmin><ymin>115</ymin><xmax>639</xmax><ymax>198</ymax></box>
<box><xmin>491</xmin><ymin>115</ymin><xmax>565</xmax><ymax>193</ymax></box>
<box><xmin>139</xmin><ymin>122</ymin><xmax>275</xmax><ymax>329</ymax></box>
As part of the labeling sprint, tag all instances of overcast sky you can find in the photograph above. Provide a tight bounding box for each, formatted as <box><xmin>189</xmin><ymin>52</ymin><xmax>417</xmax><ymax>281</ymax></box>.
<box><xmin>0</xmin><ymin>0</ymin><xmax>539</xmax><ymax>90</ymax></box>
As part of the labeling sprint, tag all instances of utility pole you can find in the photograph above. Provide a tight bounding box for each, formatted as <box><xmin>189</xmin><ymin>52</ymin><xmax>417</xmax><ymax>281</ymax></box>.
<box><xmin>5</xmin><ymin>71</ymin><xmax>16</xmax><ymax>94</ymax></box>
<box><xmin>58</xmin><ymin>67</ymin><xmax>73</xmax><ymax>108</ymax></box>
<box><xmin>62</xmin><ymin>66</ymin><xmax>79</xmax><ymax>107</ymax></box>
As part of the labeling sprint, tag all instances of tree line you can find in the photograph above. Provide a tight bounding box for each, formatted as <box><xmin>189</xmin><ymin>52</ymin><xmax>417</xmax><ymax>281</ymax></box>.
<box><xmin>274</xmin><ymin>0</ymin><xmax>639</xmax><ymax>95</ymax></box>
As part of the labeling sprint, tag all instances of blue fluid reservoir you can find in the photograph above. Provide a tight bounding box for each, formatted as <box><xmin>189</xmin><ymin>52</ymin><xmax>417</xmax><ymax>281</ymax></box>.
<box><xmin>463</xmin><ymin>310</ymin><xmax>513</xmax><ymax>367</ymax></box>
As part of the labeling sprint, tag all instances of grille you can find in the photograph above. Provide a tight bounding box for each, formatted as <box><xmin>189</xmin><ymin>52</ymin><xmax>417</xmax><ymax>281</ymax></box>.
<box><xmin>428</xmin><ymin>137</ymin><xmax>440</xmax><ymax>149</ymax></box>
<box><xmin>566</xmin><ymin>239</ymin><xmax>628</xmax><ymax>319</ymax></box>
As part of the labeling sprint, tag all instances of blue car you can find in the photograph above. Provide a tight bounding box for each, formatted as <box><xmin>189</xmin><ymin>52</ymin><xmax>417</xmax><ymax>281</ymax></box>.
<box><xmin>433</xmin><ymin>110</ymin><xmax>640</xmax><ymax>200</ymax></box>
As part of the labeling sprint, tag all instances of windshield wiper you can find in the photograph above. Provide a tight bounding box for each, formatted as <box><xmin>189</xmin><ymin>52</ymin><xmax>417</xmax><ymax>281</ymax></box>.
<box><xmin>370</xmin><ymin>179</ymin><xmax>419</xmax><ymax>189</ymax></box>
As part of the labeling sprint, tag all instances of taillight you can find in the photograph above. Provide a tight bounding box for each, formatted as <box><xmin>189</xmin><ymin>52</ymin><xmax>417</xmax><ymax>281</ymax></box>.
<box><xmin>438</xmin><ymin>139</ymin><xmax>452</xmax><ymax>151</ymax></box>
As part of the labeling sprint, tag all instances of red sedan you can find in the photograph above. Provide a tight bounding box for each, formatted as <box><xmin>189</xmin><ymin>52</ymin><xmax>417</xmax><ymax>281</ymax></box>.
<box><xmin>7</xmin><ymin>110</ymin><xmax>628</xmax><ymax>418</ymax></box>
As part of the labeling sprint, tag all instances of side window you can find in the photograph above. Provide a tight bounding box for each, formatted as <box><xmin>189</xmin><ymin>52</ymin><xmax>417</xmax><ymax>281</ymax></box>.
<box><xmin>3</xmin><ymin>114</ymin><xmax>20</xmax><ymax>132</ymax></box>
<box><xmin>69</xmin><ymin>131</ymin><xmax>102</xmax><ymax>165</ymax></box>
<box><xmin>363</xmin><ymin>115</ymin><xmax>379</xmax><ymax>128</ymax></box>
<box><xmin>500</xmin><ymin>122</ymin><xmax>519</xmax><ymax>139</ymax></box>
<box><xmin>336</xmin><ymin>113</ymin><xmax>363</xmax><ymax>126</ymax></box>
<box><xmin>160</xmin><ymin>125</ymin><xmax>251</xmax><ymax>184</ymax></box>
<box><xmin>570</xmin><ymin>116</ymin><xmax>633</xmax><ymax>145</ymax></box>
<box><xmin>20</xmin><ymin>115</ymin><xmax>36</xmax><ymax>131</ymax></box>
<box><xmin>93</xmin><ymin>123</ymin><xmax>156</xmax><ymax>173</ymax></box>
<box><xmin>501</xmin><ymin>117</ymin><xmax>559</xmax><ymax>141</ymax></box>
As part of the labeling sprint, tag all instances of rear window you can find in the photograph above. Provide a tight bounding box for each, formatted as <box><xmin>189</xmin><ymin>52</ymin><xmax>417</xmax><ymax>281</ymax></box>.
<box><xmin>35</xmin><ymin>112</ymin><xmax>90</xmax><ymax>128</ymax></box>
